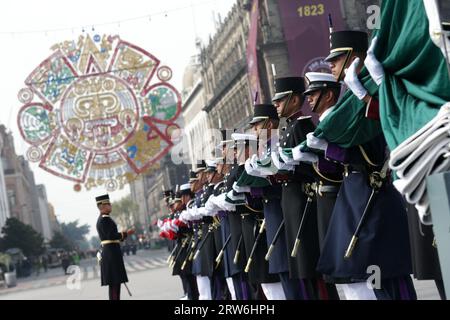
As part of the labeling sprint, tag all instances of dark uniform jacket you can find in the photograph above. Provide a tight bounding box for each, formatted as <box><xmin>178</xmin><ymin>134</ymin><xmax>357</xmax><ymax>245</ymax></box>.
<box><xmin>279</xmin><ymin>114</ymin><xmax>320</xmax><ymax>279</ymax></box>
<box><xmin>96</xmin><ymin>215</ymin><xmax>128</xmax><ymax>286</ymax></box>
<box><xmin>317</xmin><ymin>134</ymin><xmax>412</xmax><ymax>282</ymax></box>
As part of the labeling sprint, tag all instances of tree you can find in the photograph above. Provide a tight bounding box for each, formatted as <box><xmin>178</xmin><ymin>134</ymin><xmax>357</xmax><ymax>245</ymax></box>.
<box><xmin>49</xmin><ymin>231</ymin><xmax>73</xmax><ymax>251</ymax></box>
<box><xmin>110</xmin><ymin>195</ymin><xmax>139</xmax><ymax>230</ymax></box>
<box><xmin>60</xmin><ymin>220</ymin><xmax>90</xmax><ymax>246</ymax></box>
<box><xmin>90</xmin><ymin>236</ymin><xmax>101</xmax><ymax>249</ymax></box>
<box><xmin>0</xmin><ymin>218</ymin><xmax>44</xmax><ymax>257</ymax></box>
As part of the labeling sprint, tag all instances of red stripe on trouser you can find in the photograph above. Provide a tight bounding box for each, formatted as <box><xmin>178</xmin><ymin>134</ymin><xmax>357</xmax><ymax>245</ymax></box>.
<box><xmin>317</xmin><ymin>278</ymin><xmax>329</xmax><ymax>300</ymax></box>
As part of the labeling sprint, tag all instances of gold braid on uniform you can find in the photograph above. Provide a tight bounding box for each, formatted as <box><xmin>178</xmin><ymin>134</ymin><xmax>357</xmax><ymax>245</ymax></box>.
<box><xmin>358</xmin><ymin>145</ymin><xmax>381</xmax><ymax>167</ymax></box>
<box><xmin>312</xmin><ymin>162</ymin><xmax>343</xmax><ymax>184</ymax></box>
<box><xmin>244</xmin><ymin>204</ymin><xmax>263</xmax><ymax>213</ymax></box>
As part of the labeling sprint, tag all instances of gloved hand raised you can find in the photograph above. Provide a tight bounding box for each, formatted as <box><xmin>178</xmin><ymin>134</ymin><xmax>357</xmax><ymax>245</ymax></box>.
<box><xmin>344</xmin><ymin>57</ymin><xmax>367</xmax><ymax>100</ymax></box>
<box><xmin>364</xmin><ymin>37</ymin><xmax>384</xmax><ymax>86</ymax></box>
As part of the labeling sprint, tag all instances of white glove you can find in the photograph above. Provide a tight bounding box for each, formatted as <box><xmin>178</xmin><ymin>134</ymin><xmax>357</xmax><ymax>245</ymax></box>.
<box><xmin>178</xmin><ymin>214</ymin><xmax>187</xmax><ymax>224</ymax></box>
<box><xmin>212</xmin><ymin>193</ymin><xmax>226</xmax><ymax>210</ymax></box>
<box><xmin>364</xmin><ymin>37</ymin><xmax>384</xmax><ymax>86</ymax></box>
<box><xmin>197</xmin><ymin>206</ymin><xmax>207</xmax><ymax>217</ymax></box>
<box><xmin>292</xmin><ymin>145</ymin><xmax>319</xmax><ymax>163</ymax></box>
<box><xmin>179</xmin><ymin>210</ymin><xmax>189</xmax><ymax>222</ymax></box>
<box><xmin>306</xmin><ymin>132</ymin><xmax>328</xmax><ymax>151</ymax></box>
<box><xmin>246</xmin><ymin>156</ymin><xmax>277</xmax><ymax>177</ymax></box>
<box><xmin>205</xmin><ymin>196</ymin><xmax>219</xmax><ymax>216</ymax></box>
<box><xmin>271</xmin><ymin>151</ymin><xmax>295</xmax><ymax>171</ymax></box>
<box><xmin>226</xmin><ymin>190</ymin><xmax>246</xmax><ymax>202</ymax></box>
<box><xmin>250</xmin><ymin>154</ymin><xmax>259</xmax><ymax>168</ymax></box>
<box><xmin>186</xmin><ymin>206</ymin><xmax>200</xmax><ymax>220</ymax></box>
<box><xmin>170</xmin><ymin>220</ymin><xmax>179</xmax><ymax>232</ymax></box>
<box><xmin>233</xmin><ymin>181</ymin><xmax>251</xmax><ymax>193</ymax></box>
<box><xmin>423</xmin><ymin>0</ymin><xmax>450</xmax><ymax>61</ymax></box>
<box><xmin>279</xmin><ymin>147</ymin><xmax>299</xmax><ymax>165</ymax></box>
<box><xmin>245</xmin><ymin>158</ymin><xmax>265</xmax><ymax>177</ymax></box>
<box><xmin>415</xmin><ymin>195</ymin><xmax>432</xmax><ymax>225</ymax></box>
<box><xmin>162</xmin><ymin>221</ymin><xmax>170</xmax><ymax>232</ymax></box>
<box><xmin>344</xmin><ymin>57</ymin><xmax>368</xmax><ymax>100</ymax></box>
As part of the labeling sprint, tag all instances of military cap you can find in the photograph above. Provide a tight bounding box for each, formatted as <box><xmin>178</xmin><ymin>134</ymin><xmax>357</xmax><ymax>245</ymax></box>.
<box><xmin>272</xmin><ymin>77</ymin><xmax>305</xmax><ymax>102</ymax></box>
<box><xmin>325</xmin><ymin>30</ymin><xmax>368</xmax><ymax>62</ymax></box>
<box><xmin>95</xmin><ymin>194</ymin><xmax>110</xmax><ymax>206</ymax></box>
<box><xmin>303</xmin><ymin>72</ymin><xmax>341</xmax><ymax>95</ymax></box>
<box><xmin>249</xmin><ymin>104</ymin><xmax>279</xmax><ymax>125</ymax></box>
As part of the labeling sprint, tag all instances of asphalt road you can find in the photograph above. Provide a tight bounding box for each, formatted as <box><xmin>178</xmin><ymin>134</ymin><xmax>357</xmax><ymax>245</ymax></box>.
<box><xmin>0</xmin><ymin>248</ymin><xmax>442</xmax><ymax>300</ymax></box>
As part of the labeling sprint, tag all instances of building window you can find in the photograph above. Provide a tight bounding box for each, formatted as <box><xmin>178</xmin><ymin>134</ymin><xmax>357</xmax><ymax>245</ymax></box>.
<box><xmin>7</xmin><ymin>189</ymin><xmax>16</xmax><ymax>209</ymax></box>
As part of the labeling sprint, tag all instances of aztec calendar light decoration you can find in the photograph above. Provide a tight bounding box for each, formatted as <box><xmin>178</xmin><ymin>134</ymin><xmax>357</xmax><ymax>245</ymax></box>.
<box><xmin>17</xmin><ymin>35</ymin><xmax>182</xmax><ymax>192</ymax></box>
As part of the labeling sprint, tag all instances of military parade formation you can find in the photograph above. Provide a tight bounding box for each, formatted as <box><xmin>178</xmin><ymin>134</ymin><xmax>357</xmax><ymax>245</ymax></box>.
<box><xmin>94</xmin><ymin>0</ymin><xmax>450</xmax><ymax>301</ymax></box>
<box><xmin>149</xmin><ymin>26</ymin><xmax>446</xmax><ymax>301</ymax></box>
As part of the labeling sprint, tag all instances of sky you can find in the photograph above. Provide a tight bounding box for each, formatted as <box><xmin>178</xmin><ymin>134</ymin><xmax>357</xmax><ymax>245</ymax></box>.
<box><xmin>0</xmin><ymin>0</ymin><xmax>236</xmax><ymax>238</ymax></box>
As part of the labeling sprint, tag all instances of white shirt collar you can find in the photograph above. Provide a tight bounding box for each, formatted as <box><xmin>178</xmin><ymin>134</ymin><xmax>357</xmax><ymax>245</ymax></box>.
<box><xmin>319</xmin><ymin>106</ymin><xmax>335</xmax><ymax>122</ymax></box>
<box><xmin>101</xmin><ymin>214</ymin><xmax>110</xmax><ymax>218</ymax></box>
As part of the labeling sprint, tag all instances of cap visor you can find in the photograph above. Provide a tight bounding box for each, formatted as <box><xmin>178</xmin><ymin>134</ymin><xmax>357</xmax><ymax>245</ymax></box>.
<box><xmin>324</xmin><ymin>51</ymin><xmax>346</xmax><ymax>62</ymax></box>
<box><xmin>272</xmin><ymin>92</ymin><xmax>290</xmax><ymax>102</ymax></box>
<box><xmin>303</xmin><ymin>88</ymin><xmax>320</xmax><ymax>96</ymax></box>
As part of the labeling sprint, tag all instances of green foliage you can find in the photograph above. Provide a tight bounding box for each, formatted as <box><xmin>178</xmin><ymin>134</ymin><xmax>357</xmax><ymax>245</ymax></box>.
<box><xmin>0</xmin><ymin>218</ymin><xmax>44</xmax><ymax>257</ymax></box>
<box><xmin>60</xmin><ymin>220</ymin><xmax>90</xmax><ymax>243</ymax></box>
<box><xmin>49</xmin><ymin>231</ymin><xmax>73</xmax><ymax>251</ymax></box>
<box><xmin>110</xmin><ymin>195</ymin><xmax>139</xmax><ymax>230</ymax></box>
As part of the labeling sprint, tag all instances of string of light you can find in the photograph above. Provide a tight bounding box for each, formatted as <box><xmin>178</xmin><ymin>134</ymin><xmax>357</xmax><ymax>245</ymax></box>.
<box><xmin>0</xmin><ymin>0</ymin><xmax>219</xmax><ymax>36</ymax></box>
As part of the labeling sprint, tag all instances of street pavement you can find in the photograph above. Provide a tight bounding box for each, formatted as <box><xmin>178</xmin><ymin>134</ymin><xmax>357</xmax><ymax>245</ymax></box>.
<box><xmin>0</xmin><ymin>248</ymin><xmax>442</xmax><ymax>300</ymax></box>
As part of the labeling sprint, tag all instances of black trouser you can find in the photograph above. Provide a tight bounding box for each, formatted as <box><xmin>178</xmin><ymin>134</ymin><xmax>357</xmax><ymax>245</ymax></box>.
<box><xmin>109</xmin><ymin>284</ymin><xmax>121</xmax><ymax>300</ymax></box>
<box><xmin>182</xmin><ymin>274</ymin><xmax>199</xmax><ymax>300</ymax></box>
<box><xmin>180</xmin><ymin>275</ymin><xmax>188</xmax><ymax>296</ymax></box>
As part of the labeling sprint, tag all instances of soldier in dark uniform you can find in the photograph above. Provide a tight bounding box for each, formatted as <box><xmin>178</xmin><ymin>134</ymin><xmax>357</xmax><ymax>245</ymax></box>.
<box><xmin>168</xmin><ymin>189</ymin><xmax>196</xmax><ymax>300</ymax></box>
<box><xmin>214</xmin><ymin>129</ymin><xmax>243</xmax><ymax>299</ymax></box>
<box><xmin>201</xmin><ymin>159</ymin><xmax>229</xmax><ymax>300</ymax></box>
<box><xmin>300</xmin><ymin>72</ymin><xmax>343</xmax><ymax>299</ymax></box>
<box><xmin>189</xmin><ymin>161</ymin><xmax>214</xmax><ymax>299</ymax></box>
<box><xmin>223</xmin><ymin>138</ymin><xmax>254</xmax><ymax>300</ymax></box>
<box><xmin>183</xmin><ymin>173</ymin><xmax>203</xmax><ymax>292</ymax></box>
<box><xmin>271</xmin><ymin>77</ymin><xmax>323</xmax><ymax>299</ymax></box>
<box><xmin>313</xmin><ymin>30</ymin><xmax>416</xmax><ymax>300</ymax></box>
<box><xmin>194</xmin><ymin>160</ymin><xmax>218</xmax><ymax>300</ymax></box>
<box><xmin>95</xmin><ymin>194</ymin><xmax>134</xmax><ymax>300</ymax></box>
<box><xmin>177</xmin><ymin>183</ymin><xmax>200</xmax><ymax>300</ymax></box>
<box><xmin>232</xmin><ymin>133</ymin><xmax>281</xmax><ymax>300</ymax></box>
<box><xmin>164</xmin><ymin>190</ymin><xmax>186</xmax><ymax>298</ymax></box>
<box><xmin>247</xmin><ymin>104</ymin><xmax>303</xmax><ymax>299</ymax></box>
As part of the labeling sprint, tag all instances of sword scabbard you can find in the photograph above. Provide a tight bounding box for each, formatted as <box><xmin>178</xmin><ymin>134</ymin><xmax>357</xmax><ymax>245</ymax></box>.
<box><xmin>291</xmin><ymin>239</ymin><xmax>301</xmax><ymax>258</ymax></box>
<box><xmin>265</xmin><ymin>244</ymin><xmax>274</xmax><ymax>261</ymax></box>
<box><xmin>215</xmin><ymin>250</ymin><xmax>224</xmax><ymax>263</ymax></box>
<box><xmin>233</xmin><ymin>250</ymin><xmax>240</xmax><ymax>265</ymax></box>
<box><xmin>344</xmin><ymin>235</ymin><xmax>358</xmax><ymax>259</ymax></box>
<box><xmin>244</xmin><ymin>258</ymin><xmax>252</xmax><ymax>273</ymax></box>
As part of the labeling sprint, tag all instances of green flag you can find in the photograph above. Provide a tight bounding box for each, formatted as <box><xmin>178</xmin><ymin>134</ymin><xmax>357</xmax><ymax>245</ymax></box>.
<box><xmin>314</xmin><ymin>68</ymin><xmax>381</xmax><ymax>148</ymax></box>
<box><xmin>376</xmin><ymin>0</ymin><xmax>450</xmax><ymax>150</ymax></box>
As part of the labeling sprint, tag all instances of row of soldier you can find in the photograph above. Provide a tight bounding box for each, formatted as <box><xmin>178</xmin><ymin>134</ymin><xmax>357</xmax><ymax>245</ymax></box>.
<box><xmin>158</xmin><ymin>29</ymin><xmax>446</xmax><ymax>300</ymax></box>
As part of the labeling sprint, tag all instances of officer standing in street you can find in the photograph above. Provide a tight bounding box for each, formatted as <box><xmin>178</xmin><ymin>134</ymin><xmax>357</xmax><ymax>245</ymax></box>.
<box><xmin>96</xmin><ymin>194</ymin><xmax>135</xmax><ymax>300</ymax></box>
